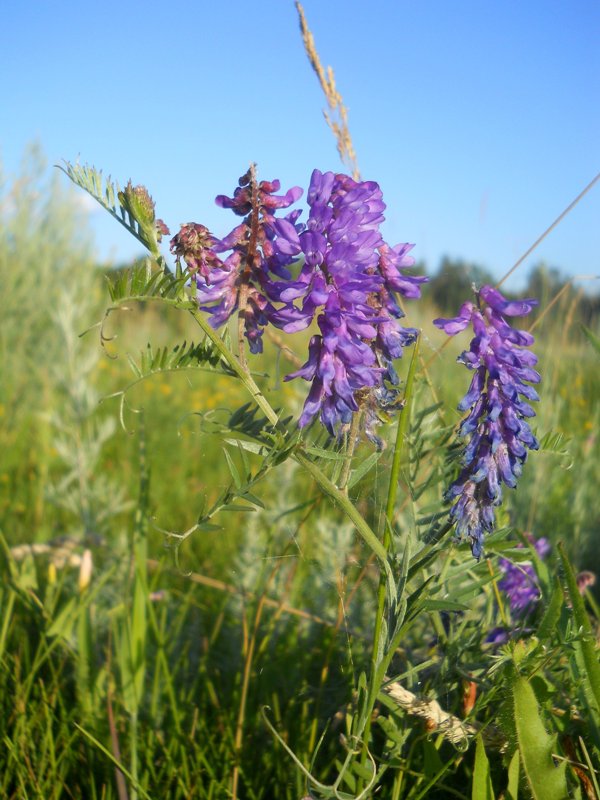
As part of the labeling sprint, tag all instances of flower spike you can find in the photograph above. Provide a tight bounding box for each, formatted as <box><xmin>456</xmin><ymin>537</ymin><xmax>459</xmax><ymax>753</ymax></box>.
<box><xmin>434</xmin><ymin>285</ymin><xmax>540</xmax><ymax>558</ymax></box>
<box><xmin>270</xmin><ymin>169</ymin><xmax>426</xmax><ymax>436</ymax></box>
<box><xmin>170</xmin><ymin>167</ymin><xmax>302</xmax><ymax>354</ymax></box>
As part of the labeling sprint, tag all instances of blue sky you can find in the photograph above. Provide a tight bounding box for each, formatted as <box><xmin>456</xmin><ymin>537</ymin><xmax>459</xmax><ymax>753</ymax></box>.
<box><xmin>2</xmin><ymin>0</ymin><xmax>599</xmax><ymax>291</ymax></box>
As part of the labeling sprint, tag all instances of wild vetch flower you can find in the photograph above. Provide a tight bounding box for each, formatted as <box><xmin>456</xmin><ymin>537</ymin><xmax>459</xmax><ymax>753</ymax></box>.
<box><xmin>434</xmin><ymin>286</ymin><xmax>540</xmax><ymax>558</ymax></box>
<box><xmin>487</xmin><ymin>535</ymin><xmax>549</xmax><ymax>645</ymax></box>
<box><xmin>170</xmin><ymin>167</ymin><xmax>302</xmax><ymax>354</ymax></box>
<box><xmin>498</xmin><ymin>536</ymin><xmax>550</xmax><ymax>616</ymax></box>
<box><xmin>269</xmin><ymin>169</ymin><xmax>425</xmax><ymax>434</ymax></box>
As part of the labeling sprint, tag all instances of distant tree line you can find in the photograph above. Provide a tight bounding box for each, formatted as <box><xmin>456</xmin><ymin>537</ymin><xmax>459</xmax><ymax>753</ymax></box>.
<box><xmin>104</xmin><ymin>255</ymin><xmax>600</xmax><ymax>335</ymax></box>
<box><xmin>425</xmin><ymin>257</ymin><xmax>600</xmax><ymax>334</ymax></box>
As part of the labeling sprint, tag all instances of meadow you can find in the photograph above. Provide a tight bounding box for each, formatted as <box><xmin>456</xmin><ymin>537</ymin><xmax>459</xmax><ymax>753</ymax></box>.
<box><xmin>0</xmin><ymin>141</ymin><xmax>599</xmax><ymax>800</ymax></box>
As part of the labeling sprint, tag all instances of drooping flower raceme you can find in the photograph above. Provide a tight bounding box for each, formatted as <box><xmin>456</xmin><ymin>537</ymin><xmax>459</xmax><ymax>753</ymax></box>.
<box><xmin>268</xmin><ymin>169</ymin><xmax>426</xmax><ymax>434</ymax></box>
<box><xmin>434</xmin><ymin>286</ymin><xmax>540</xmax><ymax>558</ymax></box>
<box><xmin>170</xmin><ymin>168</ymin><xmax>302</xmax><ymax>354</ymax></box>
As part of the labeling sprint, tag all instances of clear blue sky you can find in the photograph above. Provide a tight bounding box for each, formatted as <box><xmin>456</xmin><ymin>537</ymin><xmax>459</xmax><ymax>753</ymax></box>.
<box><xmin>2</xmin><ymin>0</ymin><xmax>599</xmax><ymax>291</ymax></box>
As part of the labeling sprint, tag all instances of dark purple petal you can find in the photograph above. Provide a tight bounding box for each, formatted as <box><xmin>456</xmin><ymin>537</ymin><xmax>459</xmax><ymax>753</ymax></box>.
<box><xmin>458</xmin><ymin>368</ymin><xmax>486</xmax><ymax>411</ymax></box>
<box><xmin>307</xmin><ymin>169</ymin><xmax>335</xmax><ymax>206</ymax></box>
<box><xmin>272</xmin><ymin>218</ymin><xmax>302</xmax><ymax>255</ymax></box>
<box><xmin>434</xmin><ymin>303</ymin><xmax>473</xmax><ymax>335</ymax></box>
<box><xmin>479</xmin><ymin>285</ymin><xmax>538</xmax><ymax>316</ymax></box>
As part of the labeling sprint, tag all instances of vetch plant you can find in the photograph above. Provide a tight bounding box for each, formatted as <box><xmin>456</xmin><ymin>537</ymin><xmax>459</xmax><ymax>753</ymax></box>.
<box><xmin>58</xmin><ymin>156</ymin><xmax>600</xmax><ymax>800</ymax></box>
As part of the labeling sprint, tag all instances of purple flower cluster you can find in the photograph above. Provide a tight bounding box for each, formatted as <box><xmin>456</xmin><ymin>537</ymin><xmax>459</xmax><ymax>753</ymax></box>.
<box><xmin>498</xmin><ymin>536</ymin><xmax>550</xmax><ymax>616</ymax></box>
<box><xmin>171</xmin><ymin>168</ymin><xmax>425</xmax><ymax>437</ymax></box>
<box><xmin>486</xmin><ymin>536</ymin><xmax>550</xmax><ymax>645</ymax></box>
<box><xmin>170</xmin><ymin>168</ymin><xmax>302</xmax><ymax>354</ymax></box>
<box><xmin>434</xmin><ymin>286</ymin><xmax>540</xmax><ymax>558</ymax></box>
<box><xmin>268</xmin><ymin>170</ymin><xmax>426</xmax><ymax>434</ymax></box>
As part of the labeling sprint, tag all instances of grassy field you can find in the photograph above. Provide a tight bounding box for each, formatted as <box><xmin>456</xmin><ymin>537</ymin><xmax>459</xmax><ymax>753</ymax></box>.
<box><xmin>1</xmin><ymin>153</ymin><xmax>600</xmax><ymax>799</ymax></box>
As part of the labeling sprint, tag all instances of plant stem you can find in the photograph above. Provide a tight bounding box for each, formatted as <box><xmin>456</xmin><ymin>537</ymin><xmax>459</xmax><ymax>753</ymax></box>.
<box><xmin>231</xmin><ymin>592</ymin><xmax>267</xmax><ymax>800</ymax></box>
<box><xmin>372</xmin><ymin>336</ymin><xmax>420</xmax><ymax>680</ymax></box>
<box><xmin>358</xmin><ymin>337</ymin><xmax>420</xmax><ymax>779</ymax></box>
<box><xmin>338</xmin><ymin>407</ymin><xmax>364</xmax><ymax>493</ymax></box>
<box><xmin>130</xmin><ymin>711</ymin><xmax>138</xmax><ymax>800</ymax></box>
<box><xmin>188</xmin><ymin>309</ymin><xmax>280</xmax><ymax>429</ymax></box>
<box><xmin>385</xmin><ymin>336</ymin><xmax>420</xmax><ymax>521</ymax></box>
<box><xmin>237</xmin><ymin>281</ymin><xmax>249</xmax><ymax>374</ymax></box>
<box><xmin>188</xmin><ymin>307</ymin><xmax>391</xmax><ymax>571</ymax></box>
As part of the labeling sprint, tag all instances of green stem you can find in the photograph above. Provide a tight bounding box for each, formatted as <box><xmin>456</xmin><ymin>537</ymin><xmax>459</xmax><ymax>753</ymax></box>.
<box><xmin>188</xmin><ymin>309</ymin><xmax>281</xmax><ymax>429</ymax></box>
<box><xmin>188</xmin><ymin>308</ymin><xmax>391</xmax><ymax>572</ymax></box>
<box><xmin>296</xmin><ymin>451</ymin><xmax>388</xmax><ymax>566</ymax></box>
<box><xmin>385</xmin><ymin>336</ymin><xmax>420</xmax><ymax>523</ymax></box>
<box><xmin>237</xmin><ymin>281</ymin><xmax>250</xmax><ymax>374</ymax></box>
<box><xmin>372</xmin><ymin>336</ymin><xmax>420</xmax><ymax>678</ymax></box>
<box><xmin>338</xmin><ymin>407</ymin><xmax>364</xmax><ymax>493</ymax></box>
<box><xmin>130</xmin><ymin>711</ymin><xmax>138</xmax><ymax>800</ymax></box>
<box><xmin>359</xmin><ymin>337</ymin><xmax>420</xmax><ymax>774</ymax></box>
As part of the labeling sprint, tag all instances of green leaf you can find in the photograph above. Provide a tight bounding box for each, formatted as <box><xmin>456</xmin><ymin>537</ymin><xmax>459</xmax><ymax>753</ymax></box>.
<box><xmin>46</xmin><ymin>597</ymin><xmax>78</xmax><ymax>640</ymax></box>
<box><xmin>195</xmin><ymin>521</ymin><xmax>222</xmax><ymax>532</ymax></box>
<box><xmin>74</xmin><ymin>724</ymin><xmax>153</xmax><ymax>800</ymax></box>
<box><xmin>222</xmin><ymin>448</ymin><xmax>242</xmax><ymax>489</ymax></box>
<box><xmin>223</xmin><ymin>438</ymin><xmax>266</xmax><ymax>456</ymax></box>
<box><xmin>58</xmin><ymin>162</ymin><xmax>161</xmax><ymax>256</ymax></box>
<box><xmin>236</xmin><ymin>440</ymin><xmax>251</xmax><ymax>481</ymax></box>
<box><xmin>472</xmin><ymin>736</ymin><xmax>495</xmax><ymax>800</ymax></box>
<box><xmin>106</xmin><ymin>339</ymin><xmax>233</xmax><ymax>432</ymax></box>
<box><xmin>536</xmin><ymin>577</ymin><xmax>564</xmax><ymax>641</ymax></box>
<box><xmin>347</xmin><ymin>451</ymin><xmax>382</xmax><ymax>489</ymax></box>
<box><xmin>106</xmin><ymin>261</ymin><xmax>192</xmax><ymax>306</ymax></box>
<box><xmin>506</xmin><ymin>750</ymin><xmax>520</xmax><ymax>800</ymax></box>
<box><xmin>241</xmin><ymin>491</ymin><xmax>265</xmax><ymax>509</ymax></box>
<box><xmin>536</xmin><ymin>430</ymin><xmax>572</xmax><ymax>468</ymax></box>
<box><xmin>510</xmin><ymin>667</ymin><xmax>568</xmax><ymax>800</ymax></box>
<box><xmin>304</xmin><ymin>445</ymin><xmax>346</xmax><ymax>461</ymax></box>
<box><xmin>354</xmin><ymin>670</ymin><xmax>371</xmax><ymax>733</ymax></box>
<box><xmin>422</xmin><ymin>739</ymin><xmax>444</xmax><ymax>779</ymax></box>
<box><xmin>225</xmin><ymin>403</ymin><xmax>286</xmax><ymax>445</ymax></box>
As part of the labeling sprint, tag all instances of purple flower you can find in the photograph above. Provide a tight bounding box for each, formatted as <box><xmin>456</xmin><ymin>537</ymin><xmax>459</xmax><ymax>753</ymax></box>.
<box><xmin>486</xmin><ymin>536</ymin><xmax>550</xmax><ymax>645</ymax></box>
<box><xmin>170</xmin><ymin>168</ymin><xmax>302</xmax><ymax>354</ymax></box>
<box><xmin>434</xmin><ymin>286</ymin><xmax>540</xmax><ymax>558</ymax></box>
<box><xmin>498</xmin><ymin>536</ymin><xmax>550</xmax><ymax>616</ymax></box>
<box><xmin>270</xmin><ymin>169</ymin><xmax>426</xmax><ymax>434</ymax></box>
<box><xmin>170</xmin><ymin>223</ymin><xmax>222</xmax><ymax>277</ymax></box>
